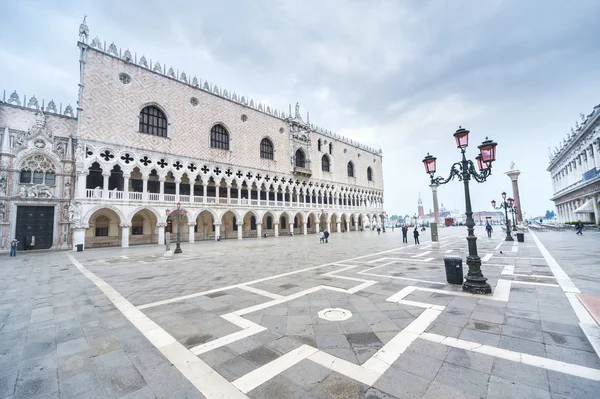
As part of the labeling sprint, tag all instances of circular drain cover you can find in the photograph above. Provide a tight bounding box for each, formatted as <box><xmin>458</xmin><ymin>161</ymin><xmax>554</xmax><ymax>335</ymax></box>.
<box><xmin>318</xmin><ymin>308</ymin><xmax>353</xmax><ymax>321</ymax></box>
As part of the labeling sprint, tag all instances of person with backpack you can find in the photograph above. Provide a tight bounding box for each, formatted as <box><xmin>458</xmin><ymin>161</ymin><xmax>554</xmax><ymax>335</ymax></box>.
<box><xmin>401</xmin><ymin>225</ymin><xmax>408</xmax><ymax>243</ymax></box>
<box><xmin>413</xmin><ymin>227</ymin><xmax>420</xmax><ymax>245</ymax></box>
<box><xmin>319</xmin><ymin>231</ymin><xmax>325</xmax><ymax>243</ymax></box>
<box><xmin>575</xmin><ymin>220</ymin><xmax>584</xmax><ymax>235</ymax></box>
<box><xmin>324</xmin><ymin>230</ymin><xmax>329</xmax><ymax>243</ymax></box>
<box><xmin>10</xmin><ymin>238</ymin><xmax>19</xmax><ymax>257</ymax></box>
<box><xmin>485</xmin><ymin>222</ymin><xmax>493</xmax><ymax>238</ymax></box>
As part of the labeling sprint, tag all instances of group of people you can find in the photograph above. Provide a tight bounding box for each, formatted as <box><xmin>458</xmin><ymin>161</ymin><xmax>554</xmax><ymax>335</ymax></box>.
<box><xmin>319</xmin><ymin>230</ymin><xmax>330</xmax><ymax>243</ymax></box>
<box><xmin>400</xmin><ymin>225</ymin><xmax>421</xmax><ymax>244</ymax></box>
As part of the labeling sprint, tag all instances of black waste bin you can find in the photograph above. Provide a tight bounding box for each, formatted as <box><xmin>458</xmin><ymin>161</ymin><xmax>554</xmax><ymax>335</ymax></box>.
<box><xmin>76</xmin><ymin>244</ymin><xmax>83</xmax><ymax>252</ymax></box>
<box><xmin>444</xmin><ymin>257</ymin><xmax>463</xmax><ymax>285</ymax></box>
<box><xmin>516</xmin><ymin>232</ymin><xmax>525</xmax><ymax>243</ymax></box>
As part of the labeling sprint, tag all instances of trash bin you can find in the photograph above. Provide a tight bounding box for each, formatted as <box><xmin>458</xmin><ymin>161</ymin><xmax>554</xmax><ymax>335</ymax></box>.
<box><xmin>516</xmin><ymin>232</ymin><xmax>525</xmax><ymax>243</ymax></box>
<box><xmin>444</xmin><ymin>257</ymin><xmax>463</xmax><ymax>285</ymax></box>
<box><xmin>76</xmin><ymin>244</ymin><xmax>83</xmax><ymax>252</ymax></box>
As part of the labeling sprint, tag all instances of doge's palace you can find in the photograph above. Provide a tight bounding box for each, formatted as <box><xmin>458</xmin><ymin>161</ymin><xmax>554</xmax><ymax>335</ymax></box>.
<box><xmin>0</xmin><ymin>18</ymin><xmax>386</xmax><ymax>252</ymax></box>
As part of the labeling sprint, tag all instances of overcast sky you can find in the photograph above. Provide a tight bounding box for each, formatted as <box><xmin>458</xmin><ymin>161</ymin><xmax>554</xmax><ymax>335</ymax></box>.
<box><xmin>1</xmin><ymin>0</ymin><xmax>599</xmax><ymax>218</ymax></box>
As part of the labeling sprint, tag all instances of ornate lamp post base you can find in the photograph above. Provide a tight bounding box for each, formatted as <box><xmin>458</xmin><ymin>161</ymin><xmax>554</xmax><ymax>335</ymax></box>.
<box><xmin>463</xmin><ymin>275</ymin><xmax>492</xmax><ymax>294</ymax></box>
<box><xmin>174</xmin><ymin>243</ymin><xmax>182</xmax><ymax>254</ymax></box>
<box><xmin>504</xmin><ymin>235</ymin><xmax>514</xmax><ymax>242</ymax></box>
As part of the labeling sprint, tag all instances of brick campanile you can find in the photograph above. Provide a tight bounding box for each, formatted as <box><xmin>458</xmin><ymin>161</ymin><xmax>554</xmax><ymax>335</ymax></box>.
<box><xmin>506</xmin><ymin>168</ymin><xmax>523</xmax><ymax>222</ymax></box>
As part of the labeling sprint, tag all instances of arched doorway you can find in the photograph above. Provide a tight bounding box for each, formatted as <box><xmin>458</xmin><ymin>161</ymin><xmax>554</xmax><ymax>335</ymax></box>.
<box><xmin>195</xmin><ymin>210</ymin><xmax>215</xmax><ymax>241</ymax></box>
<box><xmin>129</xmin><ymin>208</ymin><xmax>158</xmax><ymax>245</ymax></box>
<box><xmin>166</xmin><ymin>207</ymin><xmax>189</xmax><ymax>243</ymax></box>
<box><xmin>220</xmin><ymin>210</ymin><xmax>238</xmax><ymax>239</ymax></box>
<box><xmin>85</xmin><ymin>208</ymin><xmax>121</xmax><ymax>248</ymax></box>
<box><xmin>242</xmin><ymin>211</ymin><xmax>259</xmax><ymax>238</ymax></box>
<box><xmin>293</xmin><ymin>213</ymin><xmax>304</xmax><ymax>235</ymax></box>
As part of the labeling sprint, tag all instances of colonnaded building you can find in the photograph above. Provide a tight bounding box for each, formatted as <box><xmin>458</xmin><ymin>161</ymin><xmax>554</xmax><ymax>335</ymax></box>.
<box><xmin>547</xmin><ymin>105</ymin><xmax>600</xmax><ymax>224</ymax></box>
<box><xmin>0</xmin><ymin>19</ymin><xmax>385</xmax><ymax>252</ymax></box>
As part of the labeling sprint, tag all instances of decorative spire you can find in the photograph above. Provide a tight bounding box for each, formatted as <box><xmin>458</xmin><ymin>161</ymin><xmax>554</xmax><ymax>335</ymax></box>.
<box><xmin>79</xmin><ymin>15</ymin><xmax>89</xmax><ymax>43</ymax></box>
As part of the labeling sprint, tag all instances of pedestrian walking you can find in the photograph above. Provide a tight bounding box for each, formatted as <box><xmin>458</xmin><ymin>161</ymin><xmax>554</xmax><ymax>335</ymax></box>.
<box><xmin>324</xmin><ymin>230</ymin><xmax>329</xmax><ymax>243</ymax></box>
<box><xmin>413</xmin><ymin>228</ymin><xmax>420</xmax><ymax>245</ymax></box>
<box><xmin>319</xmin><ymin>231</ymin><xmax>325</xmax><ymax>243</ymax></box>
<box><xmin>485</xmin><ymin>222</ymin><xmax>493</xmax><ymax>238</ymax></box>
<box><xmin>575</xmin><ymin>220</ymin><xmax>584</xmax><ymax>235</ymax></box>
<box><xmin>401</xmin><ymin>225</ymin><xmax>408</xmax><ymax>243</ymax></box>
<box><xmin>10</xmin><ymin>238</ymin><xmax>19</xmax><ymax>257</ymax></box>
<box><xmin>377</xmin><ymin>226</ymin><xmax>381</xmax><ymax>235</ymax></box>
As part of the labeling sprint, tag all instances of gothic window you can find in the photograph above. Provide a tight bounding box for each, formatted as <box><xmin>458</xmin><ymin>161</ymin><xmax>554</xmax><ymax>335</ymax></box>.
<box><xmin>139</xmin><ymin>106</ymin><xmax>168</xmax><ymax>137</ymax></box>
<box><xmin>367</xmin><ymin>167</ymin><xmax>373</xmax><ymax>181</ymax></box>
<box><xmin>210</xmin><ymin>124</ymin><xmax>230</xmax><ymax>150</ymax></box>
<box><xmin>318</xmin><ymin>139</ymin><xmax>322</xmax><ymax>152</ymax></box>
<box><xmin>295</xmin><ymin>149</ymin><xmax>306</xmax><ymax>168</ymax></box>
<box><xmin>321</xmin><ymin>155</ymin><xmax>330</xmax><ymax>172</ymax></box>
<box><xmin>280</xmin><ymin>216</ymin><xmax>286</xmax><ymax>229</ymax></box>
<box><xmin>266</xmin><ymin>216</ymin><xmax>273</xmax><ymax>229</ymax></box>
<box><xmin>251</xmin><ymin>216</ymin><xmax>257</xmax><ymax>230</ymax></box>
<box><xmin>329</xmin><ymin>143</ymin><xmax>333</xmax><ymax>155</ymax></box>
<box><xmin>260</xmin><ymin>138</ymin><xmax>274</xmax><ymax>160</ymax></box>
<box><xmin>347</xmin><ymin>161</ymin><xmax>355</xmax><ymax>177</ymax></box>
<box><xmin>95</xmin><ymin>215</ymin><xmax>109</xmax><ymax>237</ymax></box>
<box><xmin>19</xmin><ymin>154</ymin><xmax>57</xmax><ymax>185</ymax></box>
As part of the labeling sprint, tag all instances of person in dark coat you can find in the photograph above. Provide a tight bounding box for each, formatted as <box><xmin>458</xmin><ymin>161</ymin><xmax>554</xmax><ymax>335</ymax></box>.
<box><xmin>401</xmin><ymin>226</ymin><xmax>408</xmax><ymax>243</ymax></box>
<box><xmin>413</xmin><ymin>228</ymin><xmax>420</xmax><ymax>245</ymax></box>
<box><xmin>575</xmin><ymin>220</ymin><xmax>584</xmax><ymax>235</ymax></box>
<box><xmin>324</xmin><ymin>230</ymin><xmax>329</xmax><ymax>243</ymax></box>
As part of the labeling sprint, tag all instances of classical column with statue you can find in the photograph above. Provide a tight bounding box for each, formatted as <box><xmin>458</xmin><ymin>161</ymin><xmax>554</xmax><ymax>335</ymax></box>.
<box><xmin>505</xmin><ymin>162</ymin><xmax>523</xmax><ymax>222</ymax></box>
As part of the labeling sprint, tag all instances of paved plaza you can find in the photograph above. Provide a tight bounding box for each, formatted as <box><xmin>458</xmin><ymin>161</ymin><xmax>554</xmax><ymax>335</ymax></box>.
<box><xmin>1</xmin><ymin>227</ymin><xmax>599</xmax><ymax>398</ymax></box>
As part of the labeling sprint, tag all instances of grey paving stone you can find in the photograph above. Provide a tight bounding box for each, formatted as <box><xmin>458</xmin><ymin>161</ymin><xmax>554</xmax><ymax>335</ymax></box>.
<box><xmin>214</xmin><ymin>355</ymin><xmax>258</xmax><ymax>381</ymax></box>
<box><xmin>422</xmin><ymin>381</ymin><xmax>481</xmax><ymax>399</ymax></box>
<box><xmin>250</xmin><ymin>374</ymin><xmax>309</xmax><ymax>399</ymax></box>
<box><xmin>471</xmin><ymin>310</ymin><xmax>505</xmax><ymax>324</ymax></box>
<box><xmin>361</xmin><ymin>387</ymin><xmax>397</xmax><ymax>399</ymax></box>
<box><xmin>543</xmin><ymin>331</ymin><xmax>594</xmax><ymax>352</ymax></box>
<box><xmin>407</xmin><ymin>339</ymin><xmax>450</xmax><ymax>360</ymax></box>
<box><xmin>93</xmin><ymin>350</ymin><xmax>147</xmax><ymax>397</ymax></box>
<box><xmin>433</xmin><ymin>361</ymin><xmax>491</xmax><ymax>398</ymax></box>
<box><xmin>0</xmin><ymin>371</ymin><xmax>18</xmax><ymax>398</ymax></box>
<box><xmin>444</xmin><ymin>348</ymin><xmax>494</xmax><ymax>373</ymax></box>
<box><xmin>459</xmin><ymin>327</ymin><xmax>501</xmax><ymax>346</ymax></box>
<box><xmin>540</xmin><ymin>321</ymin><xmax>585</xmax><ymax>337</ymax></box>
<box><xmin>281</xmin><ymin>361</ymin><xmax>331</xmax><ymax>390</ymax></box>
<box><xmin>373</xmin><ymin>367</ymin><xmax>430</xmax><ymax>398</ymax></box>
<box><xmin>241</xmin><ymin>346</ymin><xmax>280</xmax><ymax>367</ymax></box>
<box><xmin>120</xmin><ymin>386</ymin><xmax>158</xmax><ymax>399</ymax></box>
<box><xmin>544</xmin><ymin>344</ymin><xmax>600</xmax><ymax>368</ymax></box>
<box><xmin>504</xmin><ymin>315</ymin><xmax>542</xmax><ymax>330</ymax></box>
<box><xmin>426</xmin><ymin>322</ymin><xmax>464</xmax><ymax>338</ymax></box>
<box><xmin>487</xmin><ymin>375</ymin><xmax>551</xmax><ymax>399</ymax></box>
<box><xmin>315</xmin><ymin>333</ymin><xmax>351</xmax><ymax>350</ymax></box>
<box><xmin>499</xmin><ymin>335</ymin><xmax>546</xmax><ymax>357</ymax></box>
<box><xmin>547</xmin><ymin>370</ymin><xmax>600</xmax><ymax>399</ymax></box>
<box><xmin>501</xmin><ymin>324</ymin><xmax>544</xmax><ymax>342</ymax></box>
<box><xmin>310</xmin><ymin>372</ymin><xmax>368</xmax><ymax>399</ymax></box>
<box><xmin>13</xmin><ymin>373</ymin><xmax>59</xmax><ymax>399</ymax></box>
<box><xmin>57</xmin><ymin>337</ymin><xmax>90</xmax><ymax>358</ymax></box>
<box><xmin>491</xmin><ymin>358</ymin><xmax>549</xmax><ymax>390</ymax></box>
<box><xmin>59</xmin><ymin>370</ymin><xmax>105</xmax><ymax>398</ymax></box>
<box><xmin>391</xmin><ymin>350</ymin><xmax>443</xmax><ymax>380</ymax></box>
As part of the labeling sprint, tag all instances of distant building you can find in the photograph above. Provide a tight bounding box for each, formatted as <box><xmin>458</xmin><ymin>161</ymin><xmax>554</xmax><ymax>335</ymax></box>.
<box><xmin>417</xmin><ymin>193</ymin><xmax>424</xmax><ymax>218</ymax></box>
<box><xmin>547</xmin><ymin>105</ymin><xmax>600</xmax><ymax>224</ymax></box>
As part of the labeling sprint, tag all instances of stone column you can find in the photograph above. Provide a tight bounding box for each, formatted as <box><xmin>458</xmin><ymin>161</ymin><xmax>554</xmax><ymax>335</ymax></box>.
<box><xmin>327</xmin><ymin>221</ymin><xmax>331</xmax><ymax>233</ymax></box>
<box><xmin>102</xmin><ymin>172</ymin><xmax>110</xmax><ymax>199</ymax></box>
<box><xmin>175</xmin><ymin>179</ymin><xmax>181</xmax><ymax>202</ymax></box>
<box><xmin>226</xmin><ymin>184</ymin><xmax>231</xmax><ymax>205</ymax></box>
<box><xmin>302</xmin><ymin>222</ymin><xmax>307</xmax><ymax>235</ymax></box>
<box><xmin>203</xmin><ymin>184</ymin><xmax>208</xmax><ymax>203</ymax></box>
<box><xmin>336</xmin><ymin>221</ymin><xmax>341</xmax><ymax>233</ymax></box>
<box><xmin>142</xmin><ymin>175</ymin><xmax>148</xmax><ymax>201</ymax></box>
<box><xmin>238</xmin><ymin>185</ymin><xmax>242</xmax><ymax>202</ymax></box>
<box><xmin>121</xmin><ymin>224</ymin><xmax>130</xmax><ymax>247</ymax></box>
<box><xmin>505</xmin><ymin>168</ymin><xmax>523</xmax><ymax>222</ymax></box>
<box><xmin>345</xmin><ymin>220</ymin><xmax>350</xmax><ymax>233</ymax></box>
<box><xmin>76</xmin><ymin>171</ymin><xmax>88</xmax><ymax>198</ymax></box>
<box><xmin>315</xmin><ymin>221</ymin><xmax>320</xmax><ymax>233</ymax></box>
<box><xmin>274</xmin><ymin>222</ymin><xmax>279</xmax><ymax>237</ymax></box>
<box><xmin>72</xmin><ymin>227</ymin><xmax>86</xmax><ymax>251</ymax></box>
<box><xmin>157</xmin><ymin>222</ymin><xmax>166</xmax><ymax>245</ymax></box>
<box><xmin>289</xmin><ymin>222</ymin><xmax>294</xmax><ymax>235</ymax></box>
<box><xmin>187</xmin><ymin>222</ymin><xmax>196</xmax><ymax>243</ymax></box>
<box><xmin>430</xmin><ymin>183</ymin><xmax>440</xmax><ymax>249</ymax></box>
<box><xmin>214</xmin><ymin>223</ymin><xmax>221</xmax><ymax>241</ymax></box>
<box><xmin>159</xmin><ymin>177</ymin><xmax>165</xmax><ymax>201</ymax></box>
<box><xmin>190</xmin><ymin>181</ymin><xmax>195</xmax><ymax>203</ymax></box>
<box><xmin>257</xmin><ymin>222</ymin><xmax>262</xmax><ymax>238</ymax></box>
<box><xmin>123</xmin><ymin>174</ymin><xmax>130</xmax><ymax>200</ymax></box>
<box><xmin>215</xmin><ymin>183</ymin><xmax>220</xmax><ymax>203</ymax></box>
<box><xmin>237</xmin><ymin>222</ymin><xmax>243</xmax><ymax>239</ymax></box>
<box><xmin>593</xmin><ymin>194</ymin><xmax>599</xmax><ymax>226</ymax></box>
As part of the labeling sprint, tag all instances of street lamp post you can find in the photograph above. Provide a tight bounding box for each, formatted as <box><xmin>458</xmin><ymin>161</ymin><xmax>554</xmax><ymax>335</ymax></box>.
<box><xmin>166</xmin><ymin>202</ymin><xmax>187</xmax><ymax>254</ymax></box>
<box><xmin>491</xmin><ymin>193</ymin><xmax>514</xmax><ymax>241</ymax></box>
<box><xmin>423</xmin><ymin>127</ymin><xmax>498</xmax><ymax>294</ymax></box>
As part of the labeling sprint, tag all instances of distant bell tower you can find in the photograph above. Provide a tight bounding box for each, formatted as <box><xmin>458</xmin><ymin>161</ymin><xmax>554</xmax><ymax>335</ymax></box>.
<box><xmin>418</xmin><ymin>193</ymin><xmax>424</xmax><ymax>217</ymax></box>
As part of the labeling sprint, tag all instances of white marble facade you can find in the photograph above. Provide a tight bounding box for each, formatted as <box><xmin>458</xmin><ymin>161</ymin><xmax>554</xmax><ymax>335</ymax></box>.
<box><xmin>547</xmin><ymin>106</ymin><xmax>600</xmax><ymax>224</ymax></box>
<box><xmin>0</xmin><ymin>20</ymin><xmax>386</xmax><ymax>251</ymax></box>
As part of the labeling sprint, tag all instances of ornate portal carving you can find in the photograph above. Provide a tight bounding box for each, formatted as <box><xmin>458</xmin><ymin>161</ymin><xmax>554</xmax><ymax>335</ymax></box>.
<box><xmin>18</xmin><ymin>184</ymin><xmax>53</xmax><ymax>198</ymax></box>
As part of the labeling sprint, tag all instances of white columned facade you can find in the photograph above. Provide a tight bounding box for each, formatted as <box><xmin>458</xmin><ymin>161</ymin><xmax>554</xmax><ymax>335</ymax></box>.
<box><xmin>256</xmin><ymin>222</ymin><xmax>262</xmax><ymax>238</ymax></box>
<box><xmin>237</xmin><ymin>223</ymin><xmax>243</xmax><ymax>239</ymax></box>
<box><xmin>157</xmin><ymin>223</ymin><xmax>166</xmax><ymax>245</ymax></box>
<box><xmin>274</xmin><ymin>223</ymin><xmax>279</xmax><ymax>237</ymax></box>
<box><xmin>121</xmin><ymin>224</ymin><xmax>130</xmax><ymax>247</ymax></box>
<box><xmin>214</xmin><ymin>223</ymin><xmax>221</xmax><ymax>240</ymax></box>
<box><xmin>188</xmin><ymin>223</ymin><xmax>196</xmax><ymax>243</ymax></box>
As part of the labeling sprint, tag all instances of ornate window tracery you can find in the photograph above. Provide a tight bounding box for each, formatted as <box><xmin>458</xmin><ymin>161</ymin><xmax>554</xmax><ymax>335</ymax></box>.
<box><xmin>321</xmin><ymin>155</ymin><xmax>330</xmax><ymax>172</ymax></box>
<box><xmin>367</xmin><ymin>167</ymin><xmax>373</xmax><ymax>181</ymax></box>
<box><xmin>19</xmin><ymin>154</ymin><xmax>56</xmax><ymax>185</ymax></box>
<box><xmin>347</xmin><ymin>161</ymin><xmax>355</xmax><ymax>177</ymax></box>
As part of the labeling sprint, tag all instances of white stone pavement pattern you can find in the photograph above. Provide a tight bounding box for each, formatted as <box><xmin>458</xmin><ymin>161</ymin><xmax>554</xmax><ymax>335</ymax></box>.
<box><xmin>0</xmin><ymin>227</ymin><xmax>599</xmax><ymax>398</ymax></box>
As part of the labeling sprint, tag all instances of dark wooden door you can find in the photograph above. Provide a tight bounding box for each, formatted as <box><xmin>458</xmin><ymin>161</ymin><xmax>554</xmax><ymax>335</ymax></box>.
<box><xmin>15</xmin><ymin>206</ymin><xmax>54</xmax><ymax>250</ymax></box>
